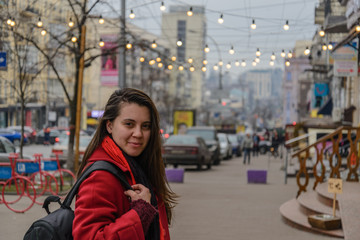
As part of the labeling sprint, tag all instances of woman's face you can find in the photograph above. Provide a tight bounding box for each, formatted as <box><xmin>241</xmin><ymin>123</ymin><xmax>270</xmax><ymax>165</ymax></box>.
<box><xmin>106</xmin><ymin>102</ymin><xmax>151</xmax><ymax>157</ymax></box>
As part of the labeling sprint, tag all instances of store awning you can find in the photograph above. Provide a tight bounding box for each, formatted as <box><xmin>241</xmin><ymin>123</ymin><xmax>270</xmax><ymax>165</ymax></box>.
<box><xmin>332</xmin><ymin>27</ymin><xmax>359</xmax><ymax>52</ymax></box>
<box><xmin>318</xmin><ymin>97</ymin><xmax>333</xmax><ymax>116</ymax></box>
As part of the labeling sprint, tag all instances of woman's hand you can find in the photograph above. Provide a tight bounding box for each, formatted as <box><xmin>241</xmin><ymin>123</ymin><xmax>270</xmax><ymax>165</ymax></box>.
<box><xmin>124</xmin><ymin>184</ymin><xmax>151</xmax><ymax>203</ymax></box>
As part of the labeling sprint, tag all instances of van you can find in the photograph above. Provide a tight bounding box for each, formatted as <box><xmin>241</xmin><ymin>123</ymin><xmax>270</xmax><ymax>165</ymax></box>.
<box><xmin>186</xmin><ymin>126</ymin><xmax>221</xmax><ymax>165</ymax></box>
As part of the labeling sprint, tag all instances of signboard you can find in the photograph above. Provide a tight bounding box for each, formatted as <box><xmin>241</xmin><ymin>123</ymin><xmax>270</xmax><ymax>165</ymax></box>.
<box><xmin>0</xmin><ymin>52</ymin><xmax>7</xmax><ymax>69</ymax></box>
<box><xmin>328</xmin><ymin>178</ymin><xmax>343</xmax><ymax>194</ymax></box>
<box><xmin>173</xmin><ymin>110</ymin><xmax>195</xmax><ymax>135</ymax></box>
<box><xmin>333</xmin><ymin>41</ymin><xmax>358</xmax><ymax>77</ymax></box>
<box><xmin>100</xmin><ymin>35</ymin><xmax>119</xmax><ymax>86</ymax></box>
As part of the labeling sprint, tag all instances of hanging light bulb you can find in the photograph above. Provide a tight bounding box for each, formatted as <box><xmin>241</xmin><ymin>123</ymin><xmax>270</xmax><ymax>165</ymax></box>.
<box><xmin>203</xmin><ymin>59</ymin><xmax>208</xmax><ymax>65</ymax></box>
<box><xmin>187</xmin><ymin>7</ymin><xmax>193</xmax><ymax>17</ymax></box>
<box><xmin>213</xmin><ymin>65</ymin><xmax>219</xmax><ymax>71</ymax></box>
<box><xmin>319</xmin><ymin>27</ymin><xmax>325</xmax><ymax>37</ymax></box>
<box><xmin>218</xmin><ymin>60</ymin><xmax>223</xmax><ymax>66</ymax></box>
<box><xmin>241</xmin><ymin>60</ymin><xmax>246</xmax><ymax>67</ymax></box>
<box><xmin>68</xmin><ymin>18</ymin><xmax>74</xmax><ymax>27</ymax></box>
<box><xmin>322</xmin><ymin>43</ymin><xmax>327</xmax><ymax>51</ymax></box>
<box><xmin>229</xmin><ymin>46</ymin><xmax>235</xmax><ymax>55</ymax></box>
<box><xmin>252</xmin><ymin>60</ymin><xmax>257</xmax><ymax>66</ymax></box>
<box><xmin>177</xmin><ymin>38</ymin><xmax>183</xmax><ymax>47</ymax></box>
<box><xmin>171</xmin><ymin>56</ymin><xmax>176</xmax><ymax>61</ymax></box>
<box><xmin>304</xmin><ymin>46</ymin><xmax>310</xmax><ymax>55</ymax></box>
<box><xmin>285</xmin><ymin>60</ymin><xmax>290</xmax><ymax>66</ymax></box>
<box><xmin>328</xmin><ymin>44</ymin><xmax>333</xmax><ymax>50</ymax></box>
<box><xmin>178</xmin><ymin>65</ymin><xmax>184</xmax><ymax>71</ymax></box>
<box><xmin>271</xmin><ymin>52</ymin><xmax>276</xmax><ymax>60</ymax></box>
<box><xmin>99</xmin><ymin>15</ymin><xmax>105</xmax><ymax>24</ymax></box>
<box><xmin>41</xmin><ymin>29</ymin><xmax>47</xmax><ymax>36</ymax></box>
<box><xmin>129</xmin><ymin>9</ymin><xmax>135</xmax><ymax>19</ymax></box>
<box><xmin>10</xmin><ymin>18</ymin><xmax>15</xmax><ymax>27</ymax></box>
<box><xmin>149</xmin><ymin>59</ymin><xmax>156</xmax><ymax>65</ymax></box>
<box><xmin>37</xmin><ymin>17</ymin><xmax>43</xmax><ymax>27</ymax></box>
<box><xmin>356</xmin><ymin>21</ymin><xmax>360</xmax><ymax>32</ymax></box>
<box><xmin>158</xmin><ymin>62</ymin><xmax>163</xmax><ymax>68</ymax></box>
<box><xmin>283</xmin><ymin>20</ymin><xmax>289</xmax><ymax>31</ymax></box>
<box><xmin>201</xmin><ymin>66</ymin><xmax>207</xmax><ymax>72</ymax></box>
<box><xmin>235</xmin><ymin>60</ymin><xmax>240</xmax><ymax>66</ymax></box>
<box><xmin>168</xmin><ymin>64</ymin><xmax>173</xmax><ymax>70</ymax></box>
<box><xmin>255</xmin><ymin>57</ymin><xmax>260</xmax><ymax>63</ymax></box>
<box><xmin>151</xmin><ymin>40</ymin><xmax>157</xmax><ymax>48</ymax></box>
<box><xmin>99</xmin><ymin>38</ymin><xmax>105</xmax><ymax>47</ymax></box>
<box><xmin>226</xmin><ymin>62</ymin><xmax>231</xmax><ymax>69</ymax></box>
<box><xmin>269</xmin><ymin>60</ymin><xmax>275</xmax><ymax>66</ymax></box>
<box><xmin>281</xmin><ymin>49</ymin><xmax>286</xmax><ymax>58</ymax></box>
<box><xmin>218</xmin><ymin>13</ymin><xmax>224</xmax><ymax>24</ymax></box>
<box><xmin>139</xmin><ymin>57</ymin><xmax>145</xmax><ymax>62</ymax></box>
<box><xmin>189</xmin><ymin>65</ymin><xmax>195</xmax><ymax>72</ymax></box>
<box><xmin>256</xmin><ymin>48</ymin><xmax>261</xmax><ymax>57</ymax></box>
<box><xmin>287</xmin><ymin>51</ymin><xmax>293</xmax><ymax>58</ymax></box>
<box><xmin>71</xmin><ymin>35</ymin><xmax>77</xmax><ymax>42</ymax></box>
<box><xmin>204</xmin><ymin>44</ymin><xmax>210</xmax><ymax>53</ymax></box>
<box><xmin>188</xmin><ymin>57</ymin><xmax>193</xmax><ymax>64</ymax></box>
<box><xmin>160</xmin><ymin>2</ymin><xmax>166</xmax><ymax>11</ymax></box>
<box><xmin>156</xmin><ymin>57</ymin><xmax>161</xmax><ymax>62</ymax></box>
<box><xmin>6</xmin><ymin>17</ymin><xmax>12</xmax><ymax>25</ymax></box>
<box><xmin>126</xmin><ymin>41</ymin><xmax>132</xmax><ymax>49</ymax></box>
<box><xmin>251</xmin><ymin>19</ymin><xmax>256</xmax><ymax>30</ymax></box>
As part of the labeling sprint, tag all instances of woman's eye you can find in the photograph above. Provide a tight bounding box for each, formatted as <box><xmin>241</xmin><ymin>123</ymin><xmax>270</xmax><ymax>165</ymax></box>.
<box><xmin>142</xmin><ymin>124</ymin><xmax>151</xmax><ymax>130</ymax></box>
<box><xmin>124</xmin><ymin>122</ymin><xmax>133</xmax><ymax>127</ymax></box>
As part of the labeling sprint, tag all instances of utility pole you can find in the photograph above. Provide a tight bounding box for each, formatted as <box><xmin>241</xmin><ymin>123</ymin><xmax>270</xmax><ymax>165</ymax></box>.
<box><xmin>119</xmin><ymin>0</ymin><xmax>126</xmax><ymax>88</ymax></box>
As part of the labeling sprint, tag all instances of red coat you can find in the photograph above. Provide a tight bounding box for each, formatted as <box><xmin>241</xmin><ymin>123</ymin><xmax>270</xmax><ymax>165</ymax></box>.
<box><xmin>73</xmin><ymin>146</ymin><xmax>170</xmax><ymax>240</ymax></box>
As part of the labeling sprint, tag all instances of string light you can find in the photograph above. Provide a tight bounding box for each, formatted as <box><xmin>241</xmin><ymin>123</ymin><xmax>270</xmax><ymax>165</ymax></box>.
<box><xmin>319</xmin><ymin>27</ymin><xmax>325</xmax><ymax>37</ymax></box>
<box><xmin>10</xmin><ymin>19</ymin><xmax>15</xmax><ymax>27</ymax></box>
<box><xmin>285</xmin><ymin>60</ymin><xmax>290</xmax><ymax>66</ymax></box>
<box><xmin>241</xmin><ymin>60</ymin><xmax>246</xmax><ymax>67</ymax></box>
<box><xmin>151</xmin><ymin>40</ymin><xmax>157</xmax><ymax>48</ymax></box>
<box><xmin>129</xmin><ymin>9</ymin><xmax>135</xmax><ymax>19</ymax></box>
<box><xmin>256</xmin><ymin>48</ymin><xmax>261</xmax><ymax>57</ymax></box>
<box><xmin>281</xmin><ymin>49</ymin><xmax>286</xmax><ymax>58</ymax></box>
<box><xmin>229</xmin><ymin>46</ymin><xmax>235</xmax><ymax>55</ymax></box>
<box><xmin>328</xmin><ymin>44</ymin><xmax>333</xmax><ymax>50</ymax></box>
<box><xmin>158</xmin><ymin>62</ymin><xmax>163</xmax><ymax>68</ymax></box>
<box><xmin>283</xmin><ymin>20</ymin><xmax>289</xmax><ymax>31</ymax></box>
<box><xmin>204</xmin><ymin>44</ymin><xmax>210</xmax><ymax>53</ymax></box>
<box><xmin>156</xmin><ymin>57</ymin><xmax>161</xmax><ymax>62</ymax></box>
<box><xmin>251</xmin><ymin>19</ymin><xmax>256</xmax><ymax>30</ymax></box>
<box><xmin>37</xmin><ymin>17</ymin><xmax>43</xmax><ymax>27</ymax></box>
<box><xmin>6</xmin><ymin>18</ymin><xmax>12</xmax><ymax>25</ymax></box>
<box><xmin>177</xmin><ymin>38</ymin><xmax>183</xmax><ymax>47</ymax></box>
<box><xmin>218</xmin><ymin>14</ymin><xmax>224</xmax><ymax>24</ymax></box>
<box><xmin>149</xmin><ymin>59</ymin><xmax>156</xmax><ymax>65</ymax></box>
<box><xmin>304</xmin><ymin>47</ymin><xmax>310</xmax><ymax>55</ymax></box>
<box><xmin>213</xmin><ymin>65</ymin><xmax>219</xmax><ymax>71</ymax></box>
<box><xmin>168</xmin><ymin>64</ymin><xmax>173</xmax><ymax>70</ymax></box>
<box><xmin>160</xmin><ymin>2</ymin><xmax>166</xmax><ymax>11</ymax></box>
<box><xmin>203</xmin><ymin>59</ymin><xmax>208</xmax><ymax>65</ymax></box>
<box><xmin>126</xmin><ymin>41</ymin><xmax>132</xmax><ymax>49</ymax></box>
<box><xmin>187</xmin><ymin>7</ymin><xmax>193</xmax><ymax>17</ymax></box>
<box><xmin>271</xmin><ymin>52</ymin><xmax>276</xmax><ymax>60</ymax></box>
<box><xmin>252</xmin><ymin>60</ymin><xmax>257</xmax><ymax>66</ymax></box>
<box><xmin>201</xmin><ymin>66</ymin><xmax>207</xmax><ymax>72</ymax></box>
<box><xmin>218</xmin><ymin>60</ymin><xmax>223</xmax><ymax>66</ymax></box>
<box><xmin>235</xmin><ymin>60</ymin><xmax>240</xmax><ymax>66</ymax></box>
<box><xmin>322</xmin><ymin>43</ymin><xmax>327</xmax><ymax>51</ymax></box>
<box><xmin>178</xmin><ymin>65</ymin><xmax>184</xmax><ymax>71</ymax></box>
<box><xmin>99</xmin><ymin>15</ymin><xmax>105</xmax><ymax>24</ymax></box>
<box><xmin>171</xmin><ymin>56</ymin><xmax>176</xmax><ymax>61</ymax></box>
<box><xmin>287</xmin><ymin>51</ymin><xmax>293</xmax><ymax>58</ymax></box>
<box><xmin>188</xmin><ymin>57</ymin><xmax>193</xmax><ymax>64</ymax></box>
<box><xmin>269</xmin><ymin>60</ymin><xmax>275</xmax><ymax>66</ymax></box>
<box><xmin>255</xmin><ymin>57</ymin><xmax>260</xmax><ymax>63</ymax></box>
<box><xmin>99</xmin><ymin>38</ymin><xmax>105</xmax><ymax>47</ymax></box>
<box><xmin>139</xmin><ymin>57</ymin><xmax>145</xmax><ymax>62</ymax></box>
<box><xmin>71</xmin><ymin>35</ymin><xmax>77</xmax><ymax>42</ymax></box>
<box><xmin>356</xmin><ymin>21</ymin><xmax>360</xmax><ymax>32</ymax></box>
<box><xmin>189</xmin><ymin>65</ymin><xmax>195</xmax><ymax>72</ymax></box>
<box><xmin>41</xmin><ymin>29</ymin><xmax>47</xmax><ymax>36</ymax></box>
<box><xmin>68</xmin><ymin>18</ymin><xmax>74</xmax><ymax>27</ymax></box>
<box><xmin>226</xmin><ymin>62</ymin><xmax>231</xmax><ymax>69</ymax></box>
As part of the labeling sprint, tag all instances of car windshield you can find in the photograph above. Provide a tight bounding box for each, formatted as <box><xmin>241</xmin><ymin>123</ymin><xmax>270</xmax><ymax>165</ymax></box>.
<box><xmin>187</xmin><ymin>130</ymin><xmax>214</xmax><ymax>140</ymax></box>
<box><xmin>218</xmin><ymin>134</ymin><xmax>227</xmax><ymax>142</ymax></box>
<box><xmin>166</xmin><ymin>135</ymin><xmax>197</xmax><ymax>144</ymax></box>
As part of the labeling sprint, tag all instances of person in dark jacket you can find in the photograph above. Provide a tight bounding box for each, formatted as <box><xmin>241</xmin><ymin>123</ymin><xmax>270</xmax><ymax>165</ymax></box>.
<box><xmin>73</xmin><ymin>88</ymin><xmax>177</xmax><ymax>240</ymax></box>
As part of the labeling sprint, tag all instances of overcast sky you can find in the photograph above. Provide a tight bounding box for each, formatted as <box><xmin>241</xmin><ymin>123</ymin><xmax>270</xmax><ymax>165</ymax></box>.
<box><xmin>104</xmin><ymin>0</ymin><xmax>318</xmax><ymax>78</ymax></box>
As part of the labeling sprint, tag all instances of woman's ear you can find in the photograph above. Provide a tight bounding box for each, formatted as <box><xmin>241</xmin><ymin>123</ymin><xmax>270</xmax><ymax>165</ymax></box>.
<box><xmin>106</xmin><ymin>120</ymin><xmax>112</xmax><ymax>134</ymax></box>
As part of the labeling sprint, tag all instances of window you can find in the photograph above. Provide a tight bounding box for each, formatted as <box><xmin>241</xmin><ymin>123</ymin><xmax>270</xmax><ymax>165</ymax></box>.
<box><xmin>177</xmin><ymin>20</ymin><xmax>186</xmax><ymax>62</ymax></box>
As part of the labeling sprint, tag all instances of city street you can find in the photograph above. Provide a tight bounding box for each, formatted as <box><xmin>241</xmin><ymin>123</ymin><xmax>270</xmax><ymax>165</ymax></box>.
<box><xmin>1</xmin><ymin>145</ymin><xmax>338</xmax><ymax>240</ymax></box>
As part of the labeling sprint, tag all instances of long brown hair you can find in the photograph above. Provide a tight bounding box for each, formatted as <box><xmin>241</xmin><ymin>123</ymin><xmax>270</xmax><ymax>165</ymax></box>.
<box><xmin>77</xmin><ymin>88</ymin><xmax>177</xmax><ymax>224</ymax></box>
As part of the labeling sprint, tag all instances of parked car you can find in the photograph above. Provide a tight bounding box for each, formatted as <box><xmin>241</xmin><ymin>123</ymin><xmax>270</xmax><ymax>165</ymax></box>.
<box><xmin>50</xmin><ymin>133</ymin><xmax>93</xmax><ymax>166</ymax></box>
<box><xmin>186</xmin><ymin>126</ymin><xmax>221</xmax><ymax>165</ymax></box>
<box><xmin>7</xmin><ymin>126</ymin><xmax>37</xmax><ymax>144</ymax></box>
<box><xmin>218</xmin><ymin>133</ymin><xmax>232</xmax><ymax>160</ymax></box>
<box><xmin>162</xmin><ymin>134</ymin><xmax>212</xmax><ymax>170</ymax></box>
<box><xmin>35</xmin><ymin>129</ymin><xmax>62</xmax><ymax>145</ymax></box>
<box><xmin>0</xmin><ymin>136</ymin><xmax>31</xmax><ymax>163</ymax></box>
<box><xmin>227</xmin><ymin>134</ymin><xmax>242</xmax><ymax>157</ymax></box>
<box><xmin>0</xmin><ymin>128</ymin><xmax>28</xmax><ymax>146</ymax></box>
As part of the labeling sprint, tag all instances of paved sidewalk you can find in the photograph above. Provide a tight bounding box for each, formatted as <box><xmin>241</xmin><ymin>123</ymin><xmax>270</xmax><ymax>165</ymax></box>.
<box><xmin>0</xmin><ymin>152</ymin><xmax>339</xmax><ymax>240</ymax></box>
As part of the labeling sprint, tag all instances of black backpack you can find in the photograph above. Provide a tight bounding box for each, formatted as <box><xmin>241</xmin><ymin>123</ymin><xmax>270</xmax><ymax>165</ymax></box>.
<box><xmin>23</xmin><ymin>161</ymin><xmax>132</xmax><ymax>240</ymax></box>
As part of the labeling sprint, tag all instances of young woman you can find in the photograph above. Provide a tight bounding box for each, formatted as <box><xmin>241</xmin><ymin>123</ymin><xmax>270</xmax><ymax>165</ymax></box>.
<box><xmin>73</xmin><ymin>88</ymin><xmax>177</xmax><ymax>240</ymax></box>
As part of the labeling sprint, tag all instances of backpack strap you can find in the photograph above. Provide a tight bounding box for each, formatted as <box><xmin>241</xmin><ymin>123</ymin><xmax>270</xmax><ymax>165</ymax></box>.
<box><xmin>62</xmin><ymin>161</ymin><xmax>132</xmax><ymax>208</ymax></box>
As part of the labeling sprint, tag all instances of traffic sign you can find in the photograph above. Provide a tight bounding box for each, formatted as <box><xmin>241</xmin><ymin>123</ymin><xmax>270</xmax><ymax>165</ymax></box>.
<box><xmin>0</xmin><ymin>52</ymin><xmax>7</xmax><ymax>68</ymax></box>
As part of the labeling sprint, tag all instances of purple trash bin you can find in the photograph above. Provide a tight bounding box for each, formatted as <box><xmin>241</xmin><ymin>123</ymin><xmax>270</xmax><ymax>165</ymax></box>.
<box><xmin>165</xmin><ymin>168</ymin><xmax>184</xmax><ymax>183</ymax></box>
<box><xmin>247</xmin><ymin>170</ymin><xmax>267</xmax><ymax>183</ymax></box>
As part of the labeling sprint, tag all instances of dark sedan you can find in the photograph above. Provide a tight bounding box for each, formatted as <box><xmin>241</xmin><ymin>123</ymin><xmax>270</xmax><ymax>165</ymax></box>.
<box><xmin>0</xmin><ymin>129</ymin><xmax>28</xmax><ymax>146</ymax></box>
<box><xmin>162</xmin><ymin>134</ymin><xmax>212</xmax><ymax>170</ymax></box>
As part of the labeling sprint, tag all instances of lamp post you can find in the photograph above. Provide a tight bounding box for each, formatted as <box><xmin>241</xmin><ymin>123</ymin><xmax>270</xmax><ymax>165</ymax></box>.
<box><xmin>119</xmin><ymin>0</ymin><xmax>126</xmax><ymax>88</ymax></box>
<box><xmin>207</xmin><ymin>35</ymin><xmax>223</xmax><ymax>90</ymax></box>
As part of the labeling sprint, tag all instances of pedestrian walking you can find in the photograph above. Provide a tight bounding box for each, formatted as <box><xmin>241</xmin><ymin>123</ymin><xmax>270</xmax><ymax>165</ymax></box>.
<box><xmin>73</xmin><ymin>88</ymin><xmax>178</xmax><ymax>240</ymax></box>
<box><xmin>242</xmin><ymin>133</ymin><xmax>253</xmax><ymax>164</ymax></box>
<box><xmin>43</xmin><ymin>126</ymin><xmax>50</xmax><ymax>145</ymax></box>
<box><xmin>252</xmin><ymin>133</ymin><xmax>260</xmax><ymax>157</ymax></box>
